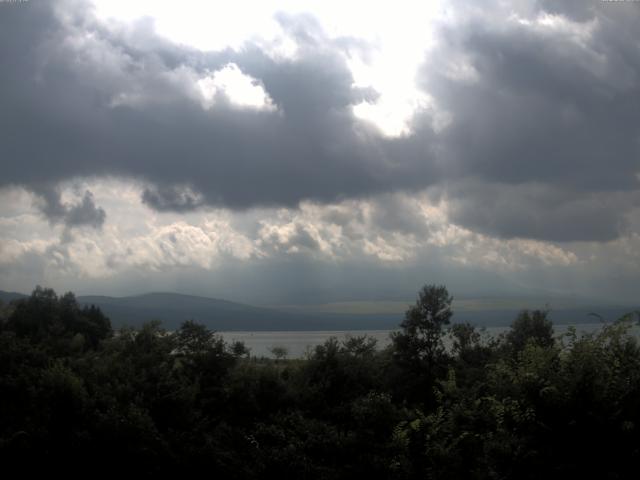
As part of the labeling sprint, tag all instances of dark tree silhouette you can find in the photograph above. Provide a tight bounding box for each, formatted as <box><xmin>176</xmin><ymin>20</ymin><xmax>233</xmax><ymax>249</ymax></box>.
<box><xmin>2</xmin><ymin>285</ymin><xmax>640</xmax><ymax>479</ymax></box>
<box><xmin>506</xmin><ymin>309</ymin><xmax>554</xmax><ymax>352</ymax></box>
<box><xmin>392</xmin><ymin>284</ymin><xmax>453</xmax><ymax>364</ymax></box>
<box><xmin>391</xmin><ymin>284</ymin><xmax>453</xmax><ymax>405</ymax></box>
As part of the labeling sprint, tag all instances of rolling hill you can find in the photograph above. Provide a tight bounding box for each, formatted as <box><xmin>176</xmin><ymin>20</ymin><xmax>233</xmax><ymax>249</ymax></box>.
<box><xmin>1</xmin><ymin>290</ymin><xmax>636</xmax><ymax>331</ymax></box>
<box><xmin>74</xmin><ymin>292</ymin><xmax>400</xmax><ymax>330</ymax></box>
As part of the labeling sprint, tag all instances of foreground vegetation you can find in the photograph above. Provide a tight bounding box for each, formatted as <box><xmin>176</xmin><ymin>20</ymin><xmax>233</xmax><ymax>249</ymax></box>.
<box><xmin>1</xmin><ymin>285</ymin><xmax>639</xmax><ymax>478</ymax></box>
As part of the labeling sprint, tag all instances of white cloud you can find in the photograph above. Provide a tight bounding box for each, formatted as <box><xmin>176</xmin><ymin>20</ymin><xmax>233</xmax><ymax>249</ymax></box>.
<box><xmin>91</xmin><ymin>0</ymin><xmax>445</xmax><ymax>136</ymax></box>
<box><xmin>0</xmin><ymin>179</ymin><xmax>638</xmax><ymax>302</ymax></box>
<box><xmin>198</xmin><ymin>63</ymin><xmax>276</xmax><ymax>110</ymax></box>
<box><xmin>3</xmin><ymin>0</ymin><xmax>640</xmax><ymax>303</ymax></box>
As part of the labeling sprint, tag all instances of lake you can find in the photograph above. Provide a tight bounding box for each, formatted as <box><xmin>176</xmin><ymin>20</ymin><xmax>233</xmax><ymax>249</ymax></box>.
<box><xmin>219</xmin><ymin>323</ymin><xmax>615</xmax><ymax>358</ymax></box>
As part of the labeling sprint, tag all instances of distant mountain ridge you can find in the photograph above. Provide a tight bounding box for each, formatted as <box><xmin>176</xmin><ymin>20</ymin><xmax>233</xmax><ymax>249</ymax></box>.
<box><xmin>1</xmin><ymin>290</ymin><xmax>636</xmax><ymax>331</ymax></box>
<box><xmin>1</xmin><ymin>290</ymin><xmax>398</xmax><ymax>331</ymax></box>
<box><xmin>76</xmin><ymin>292</ymin><xmax>348</xmax><ymax>330</ymax></box>
<box><xmin>0</xmin><ymin>290</ymin><xmax>27</xmax><ymax>304</ymax></box>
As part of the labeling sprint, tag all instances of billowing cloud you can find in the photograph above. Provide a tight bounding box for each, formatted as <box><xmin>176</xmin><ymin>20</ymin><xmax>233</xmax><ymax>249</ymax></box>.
<box><xmin>0</xmin><ymin>181</ymin><xmax>597</xmax><ymax>302</ymax></box>
<box><xmin>33</xmin><ymin>187</ymin><xmax>106</xmax><ymax>229</ymax></box>
<box><xmin>443</xmin><ymin>181</ymin><xmax>638</xmax><ymax>242</ymax></box>
<box><xmin>141</xmin><ymin>185</ymin><xmax>205</xmax><ymax>212</ymax></box>
<box><xmin>1</xmin><ymin>1</ymin><xmax>424</xmax><ymax>212</ymax></box>
<box><xmin>417</xmin><ymin>1</ymin><xmax>640</xmax><ymax>241</ymax></box>
<box><xmin>2</xmin><ymin>1</ymin><xmax>637</xmax><ymax>243</ymax></box>
<box><xmin>1</xmin><ymin>0</ymin><xmax>640</xmax><ymax>305</ymax></box>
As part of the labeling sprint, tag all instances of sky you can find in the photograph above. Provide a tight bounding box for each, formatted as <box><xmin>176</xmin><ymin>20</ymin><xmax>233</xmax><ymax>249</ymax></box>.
<box><xmin>0</xmin><ymin>0</ymin><xmax>639</xmax><ymax>306</ymax></box>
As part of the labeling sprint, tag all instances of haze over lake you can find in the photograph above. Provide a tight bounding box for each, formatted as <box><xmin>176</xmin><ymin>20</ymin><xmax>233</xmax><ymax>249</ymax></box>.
<box><xmin>221</xmin><ymin>323</ymin><xmax>622</xmax><ymax>358</ymax></box>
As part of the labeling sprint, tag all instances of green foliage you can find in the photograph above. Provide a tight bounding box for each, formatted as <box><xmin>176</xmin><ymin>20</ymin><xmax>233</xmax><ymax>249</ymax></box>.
<box><xmin>342</xmin><ymin>334</ymin><xmax>378</xmax><ymax>357</ymax></box>
<box><xmin>390</xmin><ymin>284</ymin><xmax>453</xmax><ymax>405</ymax></box>
<box><xmin>174</xmin><ymin>319</ymin><xmax>217</xmax><ymax>356</ymax></box>
<box><xmin>268</xmin><ymin>345</ymin><xmax>289</xmax><ymax>361</ymax></box>
<box><xmin>393</xmin><ymin>284</ymin><xmax>453</xmax><ymax>364</ymax></box>
<box><xmin>4</xmin><ymin>286</ymin><xmax>112</xmax><ymax>352</ymax></box>
<box><xmin>506</xmin><ymin>309</ymin><xmax>554</xmax><ymax>352</ymax></box>
<box><xmin>2</xmin><ymin>285</ymin><xmax>640</xmax><ymax>478</ymax></box>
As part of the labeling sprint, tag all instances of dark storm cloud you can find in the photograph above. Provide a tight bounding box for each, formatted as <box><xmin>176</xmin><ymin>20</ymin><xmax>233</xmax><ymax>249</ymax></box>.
<box><xmin>369</xmin><ymin>195</ymin><xmax>431</xmax><ymax>236</ymax></box>
<box><xmin>141</xmin><ymin>185</ymin><xmax>205</xmax><ymax>212</ymax></box>
<box><xmin>64</xmin><ymin>191</ymin><xmax>107</xmax><ymax>228</ymax></box>
<box><xmin>34</xmin><ymin>186</ymin><xmax>106</xmax><ymax>229</ymax></box>
<box><xmin>444</xmin><ymin>181</ymin><xmax>635</xmax><ymax>242</ymax></box>
<box><xmin>1</xmin><ymin>0</ymin><xmax>639</xmax><ymax>243</ymax></box>
<box><xmin>0</xmin><ymin>1</ymin><xmax>437</xmax><ymax>212</ymax></box>
<box><xmin>415</xmin><ymin>0</ymin><xmax>640</xmax><ymax>241</ymax></box>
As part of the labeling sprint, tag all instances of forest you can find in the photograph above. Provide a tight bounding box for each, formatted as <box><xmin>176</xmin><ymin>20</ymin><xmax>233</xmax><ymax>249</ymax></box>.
<box><xmin>1</xmin><ymin>285</ymin><xmax>639</xmax><ymax>479</ymax></box>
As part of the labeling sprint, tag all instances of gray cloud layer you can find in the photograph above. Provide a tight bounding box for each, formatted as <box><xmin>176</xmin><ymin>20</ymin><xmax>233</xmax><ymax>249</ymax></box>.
<box><xmin>34</xmin><ymin>186</ymin><xmax>106</xmax><ymax>229</ymax></box>
<box><xmin>1</xmin><ymin>0</ymin><xmax>639</xmax><ymax>242</ymax></box>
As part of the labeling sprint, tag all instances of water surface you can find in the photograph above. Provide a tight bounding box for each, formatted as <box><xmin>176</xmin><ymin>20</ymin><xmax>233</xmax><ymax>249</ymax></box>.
<box><xmin>220</xmin><ymin>323</ymin><xmax>615</xmax><ymax>358</ymax></box>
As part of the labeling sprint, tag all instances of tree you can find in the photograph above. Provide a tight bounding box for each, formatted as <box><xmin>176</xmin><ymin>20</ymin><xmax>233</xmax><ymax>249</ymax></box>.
<box><xmin>506</xmin><ymin>309</ymin><xmax>554</xmax><ymax>352</ymax></box>
<box><xmin>174</xmin><ymin>320</ymin><xmax>218</xmax><ymax>357</ymax></box>
<box><xmin>269</xmin><ymin>345</ymin><xmax>288</xmax><ymax>361</ymax></box>
<box><xmin>6</xmin><ymin>286</ymin><xmax>58</xmax><ymax>340</ymax></box>
<box><xmin>450</xmin><ymin>322</ymin><xmax>496</xmax><ymax>389</ymax></box>
<box><xmin>5</xmin><ymin>287</ymin><xmax>111</xmax><ymax>351</ymax></box>
<box><xmin>392</xmin><ymin>284</ymin><xmax>453</xmax><ymax>366</ymax></box>
<box><xmin>390</xmin><ymin>284</ymin><xmax>453</xmax><ymax>405</ymax></box>
<box><xmin>342</xmin><ymin>335</ymin><xmax>378</xmax><ymax>357</ymax></box>
<box><xmin>230</xmin><ymin>340</ymin><xmax>250</xmax><ymax>358</ymax></box>
<box><xmin>172</xmin><ymin>320</ymin><xmax>236</xmax><ymax>392</ymax></box>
